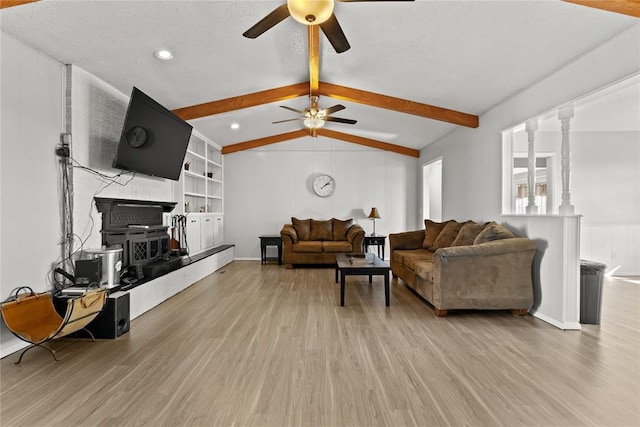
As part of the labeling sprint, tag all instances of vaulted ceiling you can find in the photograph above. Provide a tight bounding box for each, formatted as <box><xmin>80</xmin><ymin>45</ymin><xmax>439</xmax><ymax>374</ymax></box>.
<box><xmin>1</xmin><ymin>1</ymin><xmax>637</xmax><ymax>156</ymax></box>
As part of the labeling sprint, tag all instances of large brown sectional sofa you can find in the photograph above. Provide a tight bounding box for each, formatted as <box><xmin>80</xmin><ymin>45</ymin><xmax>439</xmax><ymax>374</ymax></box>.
<box><xmin>281</xmin><ymin>217</ymin><xmax>365</xmax><ymax>268</ymax></box>
<box><xmin>389</xmin><ymin>220</ymin><xmax>536</xmax><ymax>316</ymax></box>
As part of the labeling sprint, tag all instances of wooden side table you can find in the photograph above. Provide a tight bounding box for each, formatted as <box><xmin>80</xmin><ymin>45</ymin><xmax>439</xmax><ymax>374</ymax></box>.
<box><xmin>364</xmin><ymin>235</ymin><xmax>387</xmax><ymax>260</ymax></box>
<box><xmin>259</xmin><ymin>235</ymin><xmax>282</xmax><ymax>265</ymax></box>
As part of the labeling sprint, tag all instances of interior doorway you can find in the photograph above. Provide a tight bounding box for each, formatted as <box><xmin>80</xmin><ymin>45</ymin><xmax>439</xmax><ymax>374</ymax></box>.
<box><xmin>423</xmin><ymin>158</ymin><xmax>442</xmax><ymax>222</ymax></box>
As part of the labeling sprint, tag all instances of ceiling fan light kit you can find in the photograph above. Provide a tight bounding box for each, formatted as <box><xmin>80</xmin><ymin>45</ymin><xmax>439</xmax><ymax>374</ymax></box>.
<box><xmin>288</xmin><ymin>0</ymin><xmax>334</xmax><ymax>25</ymax></box>
<box><xmin>304</xmin><ymin>117</ymin><xmax>326</xmax><ymax>129</ymax></box>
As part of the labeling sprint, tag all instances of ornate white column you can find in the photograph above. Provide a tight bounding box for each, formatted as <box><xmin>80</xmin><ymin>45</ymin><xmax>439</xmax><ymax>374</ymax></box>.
<box><xmin>526</xmin><ymin>119</ymin><xmax>538</xmax><ymax>214</ymax></box>
<box><xmin>558</xmin><ymin>105</ymin><xmax>575</xmax><ymax>215</ymax></box>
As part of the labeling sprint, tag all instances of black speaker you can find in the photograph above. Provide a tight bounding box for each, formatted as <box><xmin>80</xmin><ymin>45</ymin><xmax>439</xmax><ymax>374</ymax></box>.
<box><xmin>75</xmin><ymin>258</ymin><xmax>102</xmax><ymax>285</ymax></box>
<box><xmin>87</xmin><ymin>291</ymin><xmax>130</xmax><ymax>339</ymax></box>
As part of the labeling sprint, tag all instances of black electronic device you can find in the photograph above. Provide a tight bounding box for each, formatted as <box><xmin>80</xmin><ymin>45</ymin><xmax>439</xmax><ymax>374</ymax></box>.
<box><xmin>112</xmin><ymin>87</ymin><xmax>193</xmax><ymax>181</ymax></box>
<box><xmin>75</xmin><ymin>258</ymin><xmax>102</xmax><ymax>286</ymax></box>
<box><xmin>85</xmin><ymin>291</ymin><xmax>130</xmax><ymax>339</ymax></box>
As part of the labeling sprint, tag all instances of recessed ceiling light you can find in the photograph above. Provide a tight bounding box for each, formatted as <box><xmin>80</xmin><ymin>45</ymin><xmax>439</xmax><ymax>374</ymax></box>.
<box><xmin>154</xmin><ymin>50</ymin><xmax>173</xmax><ymax>60</ymax></box>
<box><xmin>230</xmin><ymin>123</ymin><xmax>240</xmax><ymax>130</ymax></box>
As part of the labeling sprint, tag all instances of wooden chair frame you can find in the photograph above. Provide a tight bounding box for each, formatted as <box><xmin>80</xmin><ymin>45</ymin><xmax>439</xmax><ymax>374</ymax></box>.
<box><xmin>1</xmin><ymin>286</ymin><xmax>107</xmax><ymax>364</ymax></box>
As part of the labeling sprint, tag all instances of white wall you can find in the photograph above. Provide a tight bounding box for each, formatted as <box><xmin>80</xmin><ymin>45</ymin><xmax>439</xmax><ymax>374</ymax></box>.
<box><xmin>1</xmin><ymin>33</ymin><xmax>65</xmax><ymax>355</ymax></box>
<box><xmin>572</xmin><ymin>131</ymin><xmax>640</xmax><ymax>274</ymax></box>
<box><xmin>224</xmin><ymin>139</ymin><xmax>419</xmax><ymax>259</ymax></box>
<box><xmin>420</xmin><ymin>24</ymin><xmax>640</xmax><ymax>223</ymax></box>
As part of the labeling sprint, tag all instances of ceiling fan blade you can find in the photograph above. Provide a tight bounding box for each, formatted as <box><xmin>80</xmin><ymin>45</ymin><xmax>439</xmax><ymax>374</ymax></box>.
<box><xmin>319</xmin><ymin>14</ymin><xmax>350</xmax><ymax>54</ymax></box>
<box><xmin>324</xmin><ymin>116</ymin><xmax>357</xmax><ymax>125</ymax></box>
<box><xmin>279</xmin><ymin>105</ymin><xmax>306</xmax><ymax>114</ymax></box>
<box><xmin>273</xmin><ymin>118</ymin><xmax>304</xmax><ymax>124</ymax></box>
<box><xmin>243</xmin><ymin>4</ymin><xmax>290</xmax><ymax>39</ymax></box>
<box><xmin>320</xmin><ymin>104</ymin><xmax>346</xmax><ymax>115</ymax></box>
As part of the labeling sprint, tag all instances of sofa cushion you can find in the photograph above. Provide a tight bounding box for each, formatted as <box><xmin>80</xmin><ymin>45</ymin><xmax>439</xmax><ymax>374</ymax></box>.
<box><xmin>332</xmin><ymin>218</ymin><xmax>353</xmax><ymax>241</ymax></box>
<box><xmin>422</xmin><ymin>220</ymin><xmax>450</xmax><ymax>249</ymax></box>
<box><xmin>429</xmin><ymin>220</ymin><xmax>463</xmax><ymax>250</ymax></box>
<box><xmin>322</xmin><ymin>241</ymin><xmax>353</xmax><ymax>253</ymax></box>
<box><xmin>474</xmin><ymin>222</ymin><xmax>516</xmax><ymax>244</ymax></box>
<box><xmin>392</xmin><ymin>249</ymin><xmax>434</xmax><ymax>271</ymax></box>
<box><xmin>451</xmin><ymin>221</ymin><xmax>486</xmax><ymax>247</ymax></box>
<box><xmin>310</xmin><ymin>219</ymin><xmax>333</xmax><ymax>241</ymax></box>
<box><xmin>292</xmin><ymin>217</ymin><xmax>311</xmax><ymax>241</ymax></box>
<box><xmin>292</xmin><ymin>241</ymin><xmax>323</xmax><ymax>253</ymax></box>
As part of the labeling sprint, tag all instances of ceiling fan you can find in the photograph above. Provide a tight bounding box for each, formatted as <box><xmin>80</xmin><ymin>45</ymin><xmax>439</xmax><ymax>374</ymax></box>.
<box><xmin>273</xmin><ymin>96</ymin><xmax>357</xmax><ymax>130</ymax></box>
<box><xmin>243</xmin><ymin>0</ymin><xmax>415</xmax><ymax>54</ymax></box>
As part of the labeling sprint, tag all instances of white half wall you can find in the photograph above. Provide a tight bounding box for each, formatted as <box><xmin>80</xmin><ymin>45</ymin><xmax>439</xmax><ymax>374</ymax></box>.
<box><xmin>224</xmin><ymin>139</ymin><xmax>419</xmax><ymax>260</ymax></box>
<box><xmin>504</xmin><ymin>215</ymin><xmax>582</xmax><ymax>330</ymax></box>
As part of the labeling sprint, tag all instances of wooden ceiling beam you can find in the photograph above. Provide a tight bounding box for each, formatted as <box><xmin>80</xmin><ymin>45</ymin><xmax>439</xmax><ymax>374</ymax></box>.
<box><xmin>316</xmin><ymin>129</ymin><xmax>420</xmax><ymax>158</ymax></box>
<box><xmin>318</xmin><ymin>81</ymin><xmax>479</xmax><ymax>128</ymax></box>
<box><xmin>222</xmin><ymin>128</ymin><xmax>420</xmax><ymax>158</ymax></box>
<box><xmin>309</xmin><ymin>26</ymin><xmax>320</xmax><ymax>97</ymax></box>
<box><xmin>221</xmin><ymin>130</ymin><xmax>309</xmax><ymax>154</ymax></box>
<box><xmin>561</xmin><ymin>1</ymin><xmax>640</xmax><ymax>18</ymax></box>
<box><xmin>0</xmin><ymin>0</ymin><xmax>39</xmax><ymax>9</ymax></box>
<box><xmin>173</xmin><ymin>82</ymin><xmax>309</xmax><ymax>121</ymax></box>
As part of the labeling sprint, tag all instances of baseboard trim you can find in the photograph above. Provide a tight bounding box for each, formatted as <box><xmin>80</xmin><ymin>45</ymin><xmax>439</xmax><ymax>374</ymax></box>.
<box><xmin>531</xmin><ymin>310</ymin><xmax>582</xmax><ymax>330</ymax></box>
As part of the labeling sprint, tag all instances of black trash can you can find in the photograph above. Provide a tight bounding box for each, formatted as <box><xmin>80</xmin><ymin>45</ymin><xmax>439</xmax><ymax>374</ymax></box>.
<box><xmin>580</xmin><ymin>260</ymin><xmax>607</xmax><ymax>324</ymax></box>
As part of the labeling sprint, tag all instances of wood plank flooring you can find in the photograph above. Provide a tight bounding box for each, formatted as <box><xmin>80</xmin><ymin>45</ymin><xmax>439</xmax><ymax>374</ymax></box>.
<box><xmin>1</xmin><ymin>261</ymin><xmax>639</xmax><ymax>426</ymax></box>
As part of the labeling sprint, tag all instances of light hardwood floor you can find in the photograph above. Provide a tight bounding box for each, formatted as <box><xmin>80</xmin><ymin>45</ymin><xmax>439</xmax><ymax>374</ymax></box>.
<box><xmin>1</xmin><ymin>261</ymin><xmax>639</xmax><ymax>426</ymax></box>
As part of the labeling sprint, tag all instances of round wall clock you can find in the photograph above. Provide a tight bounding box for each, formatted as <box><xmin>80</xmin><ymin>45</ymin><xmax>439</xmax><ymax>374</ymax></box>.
<box><xmin>313</xmin><ymin>174</ymin><xmax>336</xmax><ymax>197</ymax></box>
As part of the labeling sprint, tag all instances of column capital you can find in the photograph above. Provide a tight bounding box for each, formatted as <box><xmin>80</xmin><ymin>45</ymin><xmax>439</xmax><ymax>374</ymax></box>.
<box><xmin>558</xmin><ymin>105</ymin><xmax>574</xmax><ymax>120</ymax></box>
<box><xmin>525</xmin><ymin>118</ymin><xmax>539</xmax><ymax>132</ymax></box>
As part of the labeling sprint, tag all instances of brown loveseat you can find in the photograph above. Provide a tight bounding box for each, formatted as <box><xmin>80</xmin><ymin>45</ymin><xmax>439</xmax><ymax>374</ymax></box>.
<box><xmin>389</xmin><ymin>220</ymin><xmax>536</xmax><ymax>316</ymax></box>
<box><xmin>281</xmin><ymin>217</ymin><xmax>365</xmax><ymax>268</ymax></box>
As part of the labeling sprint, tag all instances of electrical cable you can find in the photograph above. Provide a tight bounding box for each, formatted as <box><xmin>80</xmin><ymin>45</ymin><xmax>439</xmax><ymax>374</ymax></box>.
<box><xmin>50</xmin><ymin>152</ymin><xmax>136</xmax><ymax>290</ymax></box>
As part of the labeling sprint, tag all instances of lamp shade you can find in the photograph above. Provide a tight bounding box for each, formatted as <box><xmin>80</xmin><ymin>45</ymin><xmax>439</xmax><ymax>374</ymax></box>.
<box><xmin>368</xmin><ymin>207</ymin><xmax>381</xmax><ymax>219</ymax></box>
<box><xmin>287</xmin><ymin>0</ymin><xmax>334</xmax><ymax>25</ymax></box>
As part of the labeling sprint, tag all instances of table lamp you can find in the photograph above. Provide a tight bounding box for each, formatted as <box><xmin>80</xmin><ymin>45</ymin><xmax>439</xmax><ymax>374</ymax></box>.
<box><xmin>368</xmin><ymin>207</ymin><xmax>381</xmax><ymax>236</ymax></box>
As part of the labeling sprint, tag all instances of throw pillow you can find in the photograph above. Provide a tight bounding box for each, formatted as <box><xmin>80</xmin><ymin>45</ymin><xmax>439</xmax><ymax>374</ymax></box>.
<box><xmin>332</xmin><ymin>218</ymin><xmax>353</xmax><ymax>241</ymax></box>
<box><xmin>429</xmin><ymin>220</ymin><xmax>463</xmax><ymax>250</ymax></box>
<box><xmin>310</xmin><ymin>219</ymin><xmax>333</xmax><ymax>241</ymax></box>
<box><xmin>451</xmin><ymin>221</ymin><xmax>486</xmax><ymax>247</ymax></box>
<box><xmin>292</xmin><ymin>217</ymin><xmax>311</xmax><ymax>241</ymax></box>
<box><xmin>422</xmin><ymin>220</ymin><xmax>450</xmax><ymax>249</ymax></box>
<box><xmin>474</xmin><ymin>222</ymin><xmax>516</xmax><ymax>244</ymax></box>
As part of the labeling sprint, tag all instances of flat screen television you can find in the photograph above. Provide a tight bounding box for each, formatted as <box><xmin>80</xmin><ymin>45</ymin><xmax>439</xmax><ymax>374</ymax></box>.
<box><xmin>113</xmin><ymin>87</ymin><xmax>193</xmax><ymax>181</ymax></box>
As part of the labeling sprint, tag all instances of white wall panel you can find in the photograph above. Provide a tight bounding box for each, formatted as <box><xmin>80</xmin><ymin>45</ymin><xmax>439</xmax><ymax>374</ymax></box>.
<box><xmin>581</xmin><ymin>224</ymin><xmax>640</xmax><ymax>275</ymax></box>
<box><xmin>0</xmin><ymin>33</ymin><xmax>64</xmax><ymax>356</ymax></box>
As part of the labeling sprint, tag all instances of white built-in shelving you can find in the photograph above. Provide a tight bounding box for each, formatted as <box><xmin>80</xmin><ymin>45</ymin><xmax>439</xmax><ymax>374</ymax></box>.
<box><xmin>174</xmin><ymin>131</ymin><xmax>224</xmax><ymax>255</ymax></box>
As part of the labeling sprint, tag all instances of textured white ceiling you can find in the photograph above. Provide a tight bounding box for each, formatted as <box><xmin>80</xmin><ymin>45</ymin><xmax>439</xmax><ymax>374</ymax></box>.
<box><xmin>0</xmin><ymin>0</ymin><xmax>637</xmax><ymax>150</ymax></box>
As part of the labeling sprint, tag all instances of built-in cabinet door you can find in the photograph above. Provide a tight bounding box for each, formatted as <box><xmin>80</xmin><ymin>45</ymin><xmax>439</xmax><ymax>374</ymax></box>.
<box><xmin>202</xmin><ymin>215</ymin><xmax>215</xmax><ymax>249</ymax></box>
<box><xmin>213</xmin><ymin>215</ymin><xmax>224</xmax><ymax>246</ymax></box>
<box><xmin>186</xmin><ymin>216</ymin><xmax>202</xmax><ymax>254</ymax></box>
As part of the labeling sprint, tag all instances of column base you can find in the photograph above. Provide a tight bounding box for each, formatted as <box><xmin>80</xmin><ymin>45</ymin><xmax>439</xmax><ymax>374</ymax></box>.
<box><xmin>559</xmin><ymin>204</ymin><xmax>575</xmax><ymax>216</ymax></box>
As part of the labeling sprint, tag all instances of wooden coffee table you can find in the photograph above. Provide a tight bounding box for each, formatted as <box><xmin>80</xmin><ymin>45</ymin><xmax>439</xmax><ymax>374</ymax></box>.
<box><xmin>335</xmin><ymin>253</ymin><xmax>391</xmax><ymax>307</ymax></box>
